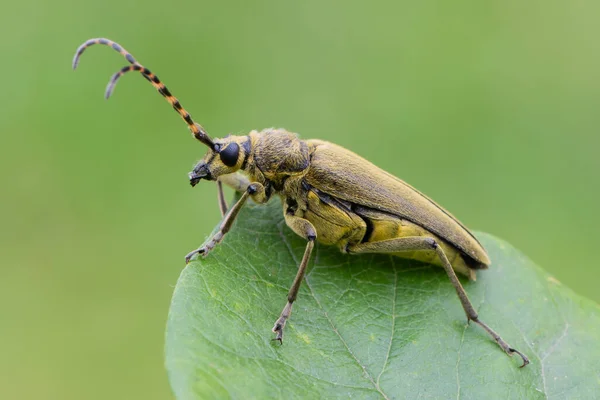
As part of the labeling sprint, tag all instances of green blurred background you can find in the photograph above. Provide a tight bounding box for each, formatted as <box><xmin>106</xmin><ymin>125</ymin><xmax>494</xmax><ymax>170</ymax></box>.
<box><xmin>1</xmin><ymin>0</ymin><xmax>599</xmax><ymax>398</ymax></box>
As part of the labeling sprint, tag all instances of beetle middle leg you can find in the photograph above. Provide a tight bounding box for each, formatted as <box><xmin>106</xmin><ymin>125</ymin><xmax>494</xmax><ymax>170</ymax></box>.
<box><xmin>272</xmin><ymin>214</ymin><xmax>317</xmax><ymax>343</ymax></box>
<box><xmin>216</xmin><ymin>172</ymin><xmax>252</xmax><ymax>217</ymax></box>
<box><xmin>347</xmin><ymin>236</ymin><xmax>530</xmax><ymax>367</ymax></box>
<box><xmin>185</xmin><ymin>181</ymin><xmax>267</xmax><ymax>263</ymax></box>
<box><xmin>216</xmin><ymin>180</ymin><xmax>228</xmax><ymax>217</ymax></box>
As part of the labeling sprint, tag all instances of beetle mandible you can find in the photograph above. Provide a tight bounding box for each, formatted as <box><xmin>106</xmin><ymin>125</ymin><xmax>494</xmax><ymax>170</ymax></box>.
<box><xmin>73</xmin><ymin>38</ymin><xmax>529</xmax><ymax>367</ymax></box>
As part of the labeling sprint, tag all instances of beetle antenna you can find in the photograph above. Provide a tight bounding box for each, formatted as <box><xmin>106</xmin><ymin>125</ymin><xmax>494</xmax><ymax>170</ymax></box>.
<box><xmin>72</xmin><ymin>38</ymin><xmax>216</xmax><ymax>149</ymax></box>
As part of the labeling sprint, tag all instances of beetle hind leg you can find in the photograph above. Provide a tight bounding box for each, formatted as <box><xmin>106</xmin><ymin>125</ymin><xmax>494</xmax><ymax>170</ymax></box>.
<box><xmin>347</xmin><ymin>236</ymin><xmax>530</xmax><ymax>368</ymax></box>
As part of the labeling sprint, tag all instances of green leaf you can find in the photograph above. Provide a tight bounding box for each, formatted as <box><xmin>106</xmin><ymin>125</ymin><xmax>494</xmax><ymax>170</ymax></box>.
<box><xmin>166</xmin><ymin>197</ymin><xmax>600</xmax><ymax>399</ymax></box>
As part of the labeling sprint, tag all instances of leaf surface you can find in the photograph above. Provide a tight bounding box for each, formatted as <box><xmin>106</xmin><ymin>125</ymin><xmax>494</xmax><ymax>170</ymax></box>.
<box><xmin>166</xmin><ymin>197</ymin><xmax>600</xmax><ymax>399</ymax></box>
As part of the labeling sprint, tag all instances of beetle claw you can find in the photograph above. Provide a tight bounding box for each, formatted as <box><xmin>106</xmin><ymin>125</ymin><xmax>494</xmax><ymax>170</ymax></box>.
<box><xmin>509</xmin><ymin>347</ymin><xmax>530</xmax><ymax>368</ymax></box>
<box><xmin>272</xmin><ymin>319</ymin><xmax>286</xmax><ymax>344</ymax></box>
<box><xmin>184</xmin><ymin>248</ymin><xmax>206</xmax><ymax>263</ymax></box>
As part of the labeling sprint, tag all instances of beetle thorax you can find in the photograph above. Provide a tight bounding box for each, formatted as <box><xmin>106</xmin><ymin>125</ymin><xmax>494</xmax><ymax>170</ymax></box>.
<box><xmin>248</xmin><ymin>129</ymin><xmax>311</xmax><ymax>190</ymax></box>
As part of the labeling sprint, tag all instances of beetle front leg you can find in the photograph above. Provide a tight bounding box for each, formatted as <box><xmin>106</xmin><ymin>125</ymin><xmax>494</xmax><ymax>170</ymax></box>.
<box><xmin>347</xmin><ymin>236</ymin><xmax>530</xmax><ymax>368</ymax></box>
<box><xmin>272</xmin><ymin>214</ymin><xmax>317</xmax><ymax>343</ymax></box>
<box><xmin>185</xmin><ymin>182</ymin><xmax>267</xmax><ymax>263</ymax></box>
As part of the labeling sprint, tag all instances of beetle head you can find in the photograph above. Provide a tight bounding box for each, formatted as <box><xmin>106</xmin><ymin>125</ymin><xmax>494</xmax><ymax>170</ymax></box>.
<box><xmin>189</xmin><ymin>135</ymin><xmax>248</xmax><ymax>187</ymax></box>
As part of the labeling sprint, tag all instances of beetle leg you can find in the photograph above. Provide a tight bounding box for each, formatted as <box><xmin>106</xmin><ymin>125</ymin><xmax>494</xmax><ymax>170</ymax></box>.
<box><xmin>272</xmin><ymin>215</ymin><xmax>317</xmax><ymax>343</ymax></box>
<box><xmin>347</xmin><ymin>236</ymin><xmax>530</xmax><ymax>368</ymax></box>
<box><xmin>215</xmin><ymin>173</ymin><xmax>252</xmax><ymax>217</ymax></box>
<box><xmin>185</xmin><ymin>182</ymin><xmax>267</xmax><ymax>263</ymax></box>
<box><xmin>216</xmin><ymin>180</ymin><xmax>228</xmax><ymax>217</ymax></box>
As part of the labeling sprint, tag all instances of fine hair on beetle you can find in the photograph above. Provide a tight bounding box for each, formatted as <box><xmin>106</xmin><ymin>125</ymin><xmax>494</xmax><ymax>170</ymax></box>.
<box><xmin>73</xmin><ymin>38</ymin><xmax>529</xmax><ymax>368</ymax></box>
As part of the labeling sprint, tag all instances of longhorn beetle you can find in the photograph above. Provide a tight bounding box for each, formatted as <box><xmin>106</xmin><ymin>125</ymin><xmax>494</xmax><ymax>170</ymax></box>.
<box><xmin>73</xmin><ymin>38</ymin><xmax>529</xmax><ymax>367</ymax></box>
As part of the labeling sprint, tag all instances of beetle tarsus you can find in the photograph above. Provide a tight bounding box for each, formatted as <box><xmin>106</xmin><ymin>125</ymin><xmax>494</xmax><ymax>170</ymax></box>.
<box><xmin>272</xmin><ymin>318</ymin><xmax>286</xmax><ymax>343</ymax></box>
<box><xmin>184</xmin><ymin>250</ymin><xmax>198</xmax><ymax>264</ymax></box>
<box><xmin>184</xmin><ymin>248</ymin><xmax>206</xmax><ymax>263</ymax></box>
<box><xmin>471</xmin><ymin>316</ymin><xmax>529</xmax><ymax>367</ymax></box>
<box><xmin>272</xmin><ymin>301</ymin><xmax>294</xmax><ymax>343</ymax></box>
<box><xmin>509</xmin><ymin>347</ymin><xmax>530</xmax><ymax>368</ymax></box>
<box><xmin>187</xmin><ymin>235</ymin><xmax>222</xmax><ymax>263</ymax></box>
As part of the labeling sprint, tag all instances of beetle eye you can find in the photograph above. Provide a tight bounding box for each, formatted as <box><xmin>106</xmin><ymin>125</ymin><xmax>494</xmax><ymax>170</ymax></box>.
<box><xmin>219</xmin><ymin>143</ymin><xmax>240</xmax><ymax>167</ymax></box>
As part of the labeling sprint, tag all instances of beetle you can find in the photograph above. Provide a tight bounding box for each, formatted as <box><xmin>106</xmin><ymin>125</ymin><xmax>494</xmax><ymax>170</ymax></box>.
<box><xmin>73</xmin><ymin>38</ymin><xmax>529</xmax><ymax>367</ymax></box>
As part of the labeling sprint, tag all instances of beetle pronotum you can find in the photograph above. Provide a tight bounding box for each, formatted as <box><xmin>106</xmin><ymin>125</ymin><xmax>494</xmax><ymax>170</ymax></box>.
<box><xmin>73</xmin><ymin>38</ymin><xmax>529</xmax><ymax>367</ymax></box>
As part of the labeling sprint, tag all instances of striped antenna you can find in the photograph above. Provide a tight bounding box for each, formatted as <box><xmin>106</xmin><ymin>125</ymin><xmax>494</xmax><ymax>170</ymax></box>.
<box><xmin>72</xmin><ymin>38</ymin><xmax>216</xmax><ymax>149</ymax></box>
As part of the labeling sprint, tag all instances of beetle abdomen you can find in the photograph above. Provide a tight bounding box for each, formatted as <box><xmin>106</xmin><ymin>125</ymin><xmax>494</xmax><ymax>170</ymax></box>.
<box><xmin>353</xmin><ymin>207</ymin><xmax>480</xmax><ymax>279</ymax></box>
<box><xmin>300</xmin><ymin>184</ymin><xmax>483</xmax><ymax>279</ymax></box>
